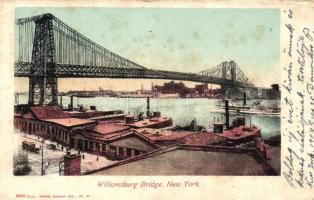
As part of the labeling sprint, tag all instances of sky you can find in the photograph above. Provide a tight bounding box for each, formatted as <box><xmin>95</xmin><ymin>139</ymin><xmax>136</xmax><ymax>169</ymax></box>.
<box><xmin>15</xmin><ymin>7</ymin><xmax>280</xmax><ymax>92</ymax></box>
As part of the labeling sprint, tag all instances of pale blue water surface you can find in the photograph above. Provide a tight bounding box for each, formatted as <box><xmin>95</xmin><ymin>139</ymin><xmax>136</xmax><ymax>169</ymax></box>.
<box><xmin>18</xmin><ymin>95</ymin><xmax>280</xmax><ymax>139</ymax></box>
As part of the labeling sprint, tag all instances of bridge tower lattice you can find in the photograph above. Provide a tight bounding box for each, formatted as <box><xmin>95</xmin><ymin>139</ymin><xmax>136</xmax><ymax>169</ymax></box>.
<box><xmin>29</xmin><ymin>14</ymin><xmax>57</xmax><ymax>105</ymax></box>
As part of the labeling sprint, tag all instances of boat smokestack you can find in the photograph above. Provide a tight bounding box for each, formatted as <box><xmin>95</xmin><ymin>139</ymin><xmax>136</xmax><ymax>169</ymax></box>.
<box><xmin>60</xmin><ymin>95</ymin><xmax>63</xmax><ymax>108</ymax></box>
<box><xmin>70</xmin><ymin>95</ymin><xmax>74</xmax><ymax>110</ymax></box>
<box><xmin>146</xmin><ymin>96</ymin><xmax>150</xmax><ymax>118</ymax></box>
<box><xmin>243</xmin><ymin>92</ymin><xmax>247</xmax><ymax>106</ymax></box>
<box><xmin>225</xmin><ymin>100</ymin><xmax>229</xmax><ymax>129</ymax></box>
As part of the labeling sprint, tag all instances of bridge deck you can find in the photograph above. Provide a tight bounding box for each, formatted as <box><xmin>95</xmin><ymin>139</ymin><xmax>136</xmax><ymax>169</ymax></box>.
<box><xmin>14</xmin><ymin>62</ymin><xmax>254</xmax><ymax>88</ymax></box>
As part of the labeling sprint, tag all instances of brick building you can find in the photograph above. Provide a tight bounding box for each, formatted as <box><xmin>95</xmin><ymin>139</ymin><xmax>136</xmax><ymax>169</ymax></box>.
<box><xmin>14</xmin><ymin>106</ymin><xmax>161</xmax><ymax>160</ymax></box>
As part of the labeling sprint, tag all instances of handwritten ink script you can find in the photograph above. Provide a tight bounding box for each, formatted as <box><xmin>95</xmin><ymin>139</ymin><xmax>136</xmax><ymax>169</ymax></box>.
<box><xmin>283</xmin><ymin>9</ymin><xmax>314</xmax><ymax>188</ymax></box>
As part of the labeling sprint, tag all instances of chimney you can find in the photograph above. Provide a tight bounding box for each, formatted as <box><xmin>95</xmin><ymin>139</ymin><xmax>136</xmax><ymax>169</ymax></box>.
<box><xmin>64</xmin><ymin>154</ymin><xmax>81</xmax><ymax>176</ymax></box>
<box><xmin>225</xmin><ymin>100</ymin><xmax>229</xmax><ymax>129</ymax></box>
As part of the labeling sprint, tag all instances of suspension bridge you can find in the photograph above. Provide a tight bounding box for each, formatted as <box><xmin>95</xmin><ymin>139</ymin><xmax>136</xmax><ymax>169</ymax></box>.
<box><xmin>14</xmin><ymin>13</ymin><xmax>254</xmax><ymax>106</ymax></box>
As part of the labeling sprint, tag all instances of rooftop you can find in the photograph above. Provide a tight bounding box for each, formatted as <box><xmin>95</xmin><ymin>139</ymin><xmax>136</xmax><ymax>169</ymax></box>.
<box><xmin>75</xmin><ymin>130</ymin><xmax>134</xmax><ymax>140</ymax></box>
<box><xmin>30</xmin><ymin>106</ymin><xmax>70</xmax><ymax>119</ymax></box>
<box><xmin>136</xmin><ymin>128</ymin><xmax>192</xmax><ymax>143</ymax></box>
<box><xmin>90</xmin><ymin>113</ymin><xmax>126</xmax><ymax>121</ymax></box>
<box><xmin>42</xmin><ymin>118</ymin><xmax>96</xmax><ymax>127</ymax></box>
<box><xmin>88</xmin><ymin>146</ymin><xmax>273</xmax><ymax>176</ymax></box>
<box><xmin>181</xmin><ymin>133</ymin><xmax>227</xmax><ymax>145</ymax></box>
<box><xmin>66</xmin><ymin>110</ymin><xmax>104</xmax><ymax>118</ymax></box>
<box><xmin>92</xmin><ymin>122</ymin><xmax>130</xmax><ymax>135</ymax></box>
<box><xmin>22</xmin><ymin>112</ymin><xmax>36</xmax><ymax>119</ymax></box>
<box><xmin>126</xmin><ymin>117</ymin><xmax>172</xmax><ymax>128</ymax></box>
<box><xmin>220</xmin><ymin>125</ymin><xmax>261</xmax><ymax>141</ymax></box>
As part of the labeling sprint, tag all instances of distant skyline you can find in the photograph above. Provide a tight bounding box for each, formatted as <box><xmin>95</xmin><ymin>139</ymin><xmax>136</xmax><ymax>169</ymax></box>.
<box><xmin>15</xmin><ymin>8</ymin><xmax>280</xmax><ymax>92</ymax></box>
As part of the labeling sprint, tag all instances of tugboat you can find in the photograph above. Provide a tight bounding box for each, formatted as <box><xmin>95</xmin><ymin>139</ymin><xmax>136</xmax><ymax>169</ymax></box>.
<box><xmin>210</xmin><ymin>93</ymin><xmax>280</xmax><ymax>117</ymax></box>
<box><xmin>237</xmin><ymin>99</ymin><xmax>280</xmax><ymax>116</ymax></box>
<box><xmin>237</xmin><ymin>106</ymin><xmax>280</xmax><ymax>116</ymax></box>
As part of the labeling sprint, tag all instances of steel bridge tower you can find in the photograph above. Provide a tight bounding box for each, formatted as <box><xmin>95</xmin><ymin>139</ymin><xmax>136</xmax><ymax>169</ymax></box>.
<box><xmin>29</xmin><ymin>14</ymin><xmax>57</xmax><ymax>106</ymax></box>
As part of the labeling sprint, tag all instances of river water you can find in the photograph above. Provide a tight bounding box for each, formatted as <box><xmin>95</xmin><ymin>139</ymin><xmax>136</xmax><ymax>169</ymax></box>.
<box><xmin>18</xmin><ymin>95</ymin><xmax>280</xmax><ymax>139</ymax></box>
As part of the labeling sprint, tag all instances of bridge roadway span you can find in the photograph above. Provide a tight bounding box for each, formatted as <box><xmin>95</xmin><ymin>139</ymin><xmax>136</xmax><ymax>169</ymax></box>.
<box><xmin>15</xmin><ymin>62</ymin><xmax>254</xmax><ymax>88</ymax></box>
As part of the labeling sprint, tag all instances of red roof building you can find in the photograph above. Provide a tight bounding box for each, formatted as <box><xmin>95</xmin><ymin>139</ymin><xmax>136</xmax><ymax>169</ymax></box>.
<box><xmin>29</xmin><ymin>106</ymin><xmax>70</xmax><ymax>120</ymax></box>
<box><xmin>180</xmin><ymin>133</ymin><xmax>227</xmax><ymax>146</ymax></box>
<box><xmin>124</xmin><ymin>116</ymin><xmax>173</xmax><ymax>129</ymax></box>
<box><xmin>91</xmin><ymin>122</ymin><xmax>130</xmax><ymax>136</ymax></box>
<box><xmin>217</xmin><ymin>125</ymin><xmax>261</xmax><ymax>146</ymax></box>
<box><xmin>135</xmin><ymin>128</ymin><xmax>192</xmax><ymax>146</ymax></box>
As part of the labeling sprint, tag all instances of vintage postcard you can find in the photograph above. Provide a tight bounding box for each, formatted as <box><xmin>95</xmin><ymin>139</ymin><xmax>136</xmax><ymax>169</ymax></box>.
<box><xmin>0</xmin><ymin>0</ymin><xmax>313</xmax><ymax>199</ymax></box>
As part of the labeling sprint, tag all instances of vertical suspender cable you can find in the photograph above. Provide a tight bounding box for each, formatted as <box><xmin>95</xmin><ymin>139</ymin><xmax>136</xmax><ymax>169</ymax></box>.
<box><xmin>90</xmin><ymin>45</ymin><xmax>92</xmax><ymax>66</ymax></box>
<box><xmin>21</xmin><ymin>23</ymin><xmax>23</xmax><ymax>61</ymax></box>
<box><xmin>64</xmin><ymin>28</ymin><xmax>66</xmax><ymax>64</ymax></box>
<box><xmin>59</xmin><ymin>23</ymin><xmax>61</xmax><ymax>64</ymax></box>
<box><xmin>69</xmin><ymin>32</ymin><xmax>71</xmax><ymax>65</ymax></box>
<box><xmin>23</xmin><ymin>23</ymin><xmax>27</xmax><ymax>61</ymax></box>
<box><xmin>27</xmin><ymin>22</ymin><xmax>30</xmax><ymax>62</ymax></box>
<box><xmin>67</xmin><ymin>31</ymin><xmax>69</xmax><ymax>64</ymax></box>
<box><xmin>61</xmin><ymin>28</ymin><xmax>63</xmax><ymax>64</ymax></box>
<box><xmin>71</xmin><ymin>32</ymin><xmax>73</xmax><ymax>65</ymax></box>
<box><xmin>93</xmin><ymin>45</ymin><xmax>96</xmax><ymax>66</ymax></box>
<box><xmin>76</xmin><ymin>40</ymin><xmax>79</xmax><ymax>65</ymax></box>
<box><xmin>29</xmin><ymin>22</ymin><xmax>31</xmax><ymax>62</ymax></box>
<box><xmin>56</xmin><ymin>28</ymin><xmax>58</xmax><ymax>63</ymax></box>
<box><xmin>75</xmin><ymin>36</ymin><xmax>78</xmax><ymax>65</ymax></box>
<box><xmin>73</xmin><ymin>33</ymin><xmax>75</xmax><ymax>65</ymax></box>
<box><xmin>28</xmin><ymin>22</ymin><xmax>30</xmax><ymax>62</ymax></box>
<box><xmin>71</xmin><ymin>32</ymin><xmax>73</xmax><ymax>64</ymax></box>
<box><xmin>21</xmin><ymin>23</ymin><xmax>25</xmax><ymax>62</ymax></box>
<box><xmin>27</xmin><ymin>22</ymin><xmax>29</xmax><ymax>62</ymax></box>
<box><xmin>69</xmin><ymin>31</ymin><xmax>71</xmax><ymax>65</ymax></box>
<box><xmin>18</xmin><ymin>23</ymin><xmax>21</xmax><ymax>61</ymax></box>
<box><xmin>74</xmin><ymin>34</ymin><xmax>76</xmax><ymax>64</ymax></box>
<box><xmin>59</xmin><ymin>25</ymin><xmax>61</xmax><ymax>64</ymax></box>
<box><xmin>61</xmin><ymin>24</ymin><xmax>63</xmax><ymax>64</ymax></box>
<box><xmin>25</xmin><ymin>23</ymin><xmax>27</xmax><ymax>62</ymax></box>
<box><xmin>54</xmin><ymin>28</ymin><xmax>56</xmax><ymax>64</ymax></box>
<box><xmin>68</xmin><ymin>31</ymin><xmax>70</xmax><ymax>64</ymax></box>
<box><xmin>79</xmin><ymin>42</ymin><xmax>81</xmax><ymax>65</ymax></box>
<box><xmin>91</xmin><ymin>45</ymin><xmax>93</xmax><ymax>66</ymax></box>
<box><xmin>87</xmin><ymin>48</ymin><xmax>89</xmax><ymax>65</ymax></box>
<box><xmin>24</xmin><ymin>23</ymin><xmax>26</xmax><ymax>62</ymax></box>
<box><xmin>72</xmin><ymin>33</ymin><xmax>74</xmax><ymax>65</ymax></box>
<box><xmin>84</xmin><ymin>44</ymin><xmax>86</xmax><ymax>66</ymax></box>
<box><xmin>76</xmin><ymin>38</ymin><xmax>78</xmax><ymax>65</ymax></box>
<box><xmin>62</xmin><ymin>31</ymin><xmax>68</xmax><ymax>64</ymax></box>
